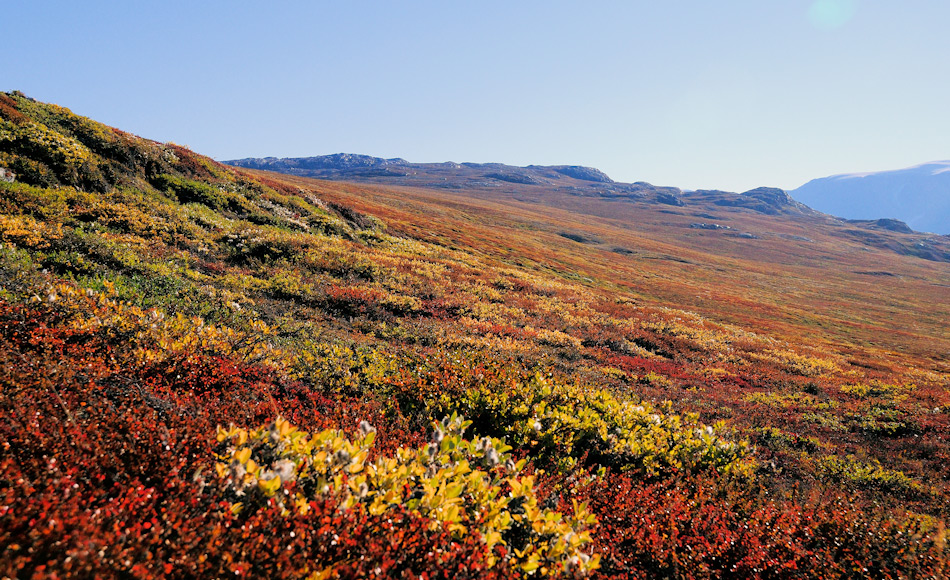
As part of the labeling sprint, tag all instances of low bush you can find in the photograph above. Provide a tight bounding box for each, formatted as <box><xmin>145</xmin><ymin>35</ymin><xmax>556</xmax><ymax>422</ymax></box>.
<box><xmin>216</xmin><ymin>413</ymin><xmax>600</xmax><ymax>577</ymax></box>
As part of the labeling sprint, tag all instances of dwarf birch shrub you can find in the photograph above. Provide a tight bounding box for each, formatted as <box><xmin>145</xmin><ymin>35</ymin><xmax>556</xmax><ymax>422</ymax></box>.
<box><xmin>427</xmin><ymin>371</ymin><xmax>754</xmax><ymax>477</ymax></box>
<box><xmin>215</xmin><ymin>413</ymin><xmax>601</xmax><ymax>577</ymax></box>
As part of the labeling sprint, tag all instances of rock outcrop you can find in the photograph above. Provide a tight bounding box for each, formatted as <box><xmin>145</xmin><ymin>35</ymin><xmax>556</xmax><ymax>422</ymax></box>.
<box><xmin>550</xmin><ymin>165</ymin><xmax>613</xmax><ymax>183</ymax></box>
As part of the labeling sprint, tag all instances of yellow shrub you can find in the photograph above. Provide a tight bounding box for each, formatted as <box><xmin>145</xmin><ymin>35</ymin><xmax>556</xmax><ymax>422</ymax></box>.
<box><xmin>0</xmin><ymin>214</ymin><xmax>62</xmax><ymax>249</ymax></box>
<box><xmin>216</xmin><ymin>414</ymin><xmax>601</xmax><ymax>576</ymax></box>
<box><xmin>751</xmin><ymin>348</ymin><xmax>839</xmax><ymax>377</ymax></box>
<box><xmin>430</xmin><ymin>372</ymin><xmax>755</xmax><ymax>478</ymax></box>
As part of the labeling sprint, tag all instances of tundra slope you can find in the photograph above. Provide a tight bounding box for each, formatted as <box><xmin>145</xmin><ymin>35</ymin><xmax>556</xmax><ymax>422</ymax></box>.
<box><xmin>2</xmin><ymin>92</ymin><xmax>950</xmax><ymax>578</ymax></box>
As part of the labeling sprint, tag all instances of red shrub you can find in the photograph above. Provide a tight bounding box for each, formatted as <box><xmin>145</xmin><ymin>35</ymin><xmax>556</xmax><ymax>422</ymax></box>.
<box><xmin>575</xmin><ymin>471</ymin><xmax>946</xmax><ymax>580</ymax></box>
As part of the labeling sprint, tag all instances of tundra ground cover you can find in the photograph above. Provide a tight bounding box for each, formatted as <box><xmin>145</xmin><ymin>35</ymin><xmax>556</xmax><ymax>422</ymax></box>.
<box><xmin>1</xmin><ymin>92</ymin><xmax>949</xmax><ymax>578</ymax></box>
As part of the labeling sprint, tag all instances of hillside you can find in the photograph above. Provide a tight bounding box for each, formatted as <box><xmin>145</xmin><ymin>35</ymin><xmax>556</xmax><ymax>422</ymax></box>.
<box><xmin>792</xmin><ymin>161</ymin><xmax>950</xmax><ymax>235</ymax></box>
<box><xmin>229</xmin><ymin>154</ymin><xmax>950</xmax><ymax>265</ymax></box>
<box><xmin>2</xmin><ymin>92</ymin><xmax>950</xmax><ymax>579</ymax></box>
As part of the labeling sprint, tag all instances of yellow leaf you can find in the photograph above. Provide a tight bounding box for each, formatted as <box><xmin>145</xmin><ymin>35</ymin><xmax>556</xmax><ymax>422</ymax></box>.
<box><xmin>520</xmin><ymin>559</ymin><xmax>540</xmax><ymax>573</ymax></box>
<box><xmin>484</xmin><ymin>530</ymin><xmax>505</xmax><ymax>548</ymax></box>
<box><xmin>258</xmin><ymin>475</ymin><xmax>282</xmax><ymax>496</ymax></box>
<box><xmin>295</xmin><ymin>496</ymin><xmax>311</xmax><ymax>515</ymax></box>
<box><xmin>306</xmin><ymin>567</ymin><xmax>335</xmax><ymax>580</ymax></box>
<box><xmin>369</xmin><ymin>499</ymin><xmax>389</xmax><ymax>516</ymax></box>
<box><xmin>362</xmin><ymin>431</ymin><xmax>376</xmax><ymax>448</ymax></box>
<box><xmin>234</xmin><ymin>447</ymin><xmax>251</xmax><ymax>465</ymax></box>
<box><xmin>445</xmin><ymin>482</ymin><xmax>465</xmax><ymax>499</ymax></box>
<box><xmin>277</xmin><ymin>417</ymin><xmax>295</xmax><ymax>436</ymax></box>
<box><xmin>588</xmin><ymin>554</ymin><xmax>602</xmax><ymax>571</ymax></box>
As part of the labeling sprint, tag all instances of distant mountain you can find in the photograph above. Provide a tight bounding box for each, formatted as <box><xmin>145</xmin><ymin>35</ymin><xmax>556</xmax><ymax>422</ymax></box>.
<box><xmin>229</xmin><ymin>153</ymin><xmax>410</xmax><ymax>174</ymax></box>
<box><xmin>791</xmin><ymin>161</ymin><xmax>950</xmax><ymax>235</ymax></box>
<box><xmin>225</xmin><ymin>154</ymin><xmax>811</xmax><ymax>217</ymax></box>
<box><xmin>226</xmin><ymin>154</ymin><xmax>616</xmax><ymax>187</ymax></box>
<box><xmin>224</xmin><ymin>153</ymin><xmax>950</xmax><ymax>261</ymax></box>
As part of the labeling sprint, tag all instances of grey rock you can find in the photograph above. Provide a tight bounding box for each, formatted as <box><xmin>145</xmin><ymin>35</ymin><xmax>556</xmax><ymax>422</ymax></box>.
<box><xmin>550</xmin><ymin>165</ymin><xmax>613</xmax><ymax>183</ymax></box>
<box><xmin>656</xmin><ymin>192</ymin><xmax>685</xmax><ymax>206</ymax></box>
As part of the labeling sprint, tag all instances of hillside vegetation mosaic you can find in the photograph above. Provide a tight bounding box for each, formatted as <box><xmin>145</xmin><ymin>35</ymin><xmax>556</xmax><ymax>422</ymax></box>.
<box><xmin>2</xmin><ymin>91</ymin><xmax>950</xmax><ymax>578</ymax></box>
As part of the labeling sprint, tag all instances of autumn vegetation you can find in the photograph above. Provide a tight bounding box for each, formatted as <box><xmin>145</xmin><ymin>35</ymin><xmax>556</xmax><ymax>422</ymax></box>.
<box><xmin>1</xmin><ymin>91</ymin><xmax>949</xmax><ymax>578</ymax></box>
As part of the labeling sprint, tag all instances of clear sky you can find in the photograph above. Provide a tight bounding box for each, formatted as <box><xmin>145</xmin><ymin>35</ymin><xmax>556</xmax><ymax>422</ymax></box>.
<box><xmin>5</xmin><ymin>1</ymin><xmax>950</xmax><ymax>192</ymax></box>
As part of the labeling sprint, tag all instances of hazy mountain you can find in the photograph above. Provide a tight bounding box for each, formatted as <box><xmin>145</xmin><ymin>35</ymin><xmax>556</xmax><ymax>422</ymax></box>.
<box><xmin>226</xmin><ymin>154</ymin><xmax>617</xmax><ymax>187</ymax></box>
<box><xmin>791</xmin><ymin>161</ymin><xmax>950</xmax><ymax>235</ymax></box>
<box><xmin>225</xmin><ymin>154</ymin><xmax>816</xmax><ymax>216</ymax></box>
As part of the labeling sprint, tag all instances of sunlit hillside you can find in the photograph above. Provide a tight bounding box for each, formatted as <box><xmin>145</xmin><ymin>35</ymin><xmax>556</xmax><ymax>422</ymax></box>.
<box><xmin>2</xmin><ymin>91</ymin><xmax>950</xmax><ymax>579</ymax></box>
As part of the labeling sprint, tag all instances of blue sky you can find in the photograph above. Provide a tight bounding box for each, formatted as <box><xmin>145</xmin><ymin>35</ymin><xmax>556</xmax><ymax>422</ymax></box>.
<box><xmin>5</xmin><ymin>1</ymin><xmax>950</xmax><ymax>192</ymax></box>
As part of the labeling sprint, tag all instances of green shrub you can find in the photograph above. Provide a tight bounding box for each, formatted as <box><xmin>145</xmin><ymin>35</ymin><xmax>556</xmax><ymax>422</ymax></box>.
<box><xmin>816</xmin><ymin>454</ymin><xmax>924</xmax><ymax>494</ymax></box>
<box><xmin>417</xmin><ymin>367</ymin><xmax>754</xmax><ymax>477</ymax></box>
<box><xmin>153</xmin><ymin>173</ymin><xmax>228</xmax><ymax>209</ymax></box>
